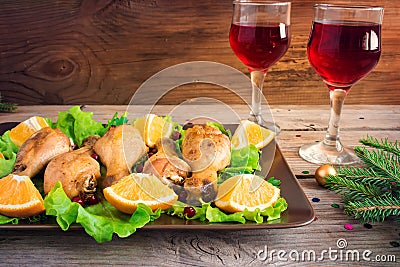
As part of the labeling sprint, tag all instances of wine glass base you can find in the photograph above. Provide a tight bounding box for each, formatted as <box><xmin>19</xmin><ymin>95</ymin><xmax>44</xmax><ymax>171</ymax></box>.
<box><xmin>299</xmin><ymin>141</ymin><xmax>360</xmax><ymax>165</ymax></box>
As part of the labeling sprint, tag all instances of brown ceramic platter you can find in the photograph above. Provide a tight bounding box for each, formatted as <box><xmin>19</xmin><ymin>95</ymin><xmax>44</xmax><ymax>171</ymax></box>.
<box><xmin>0</xmin><ymin>122</ymin><xmax>314</xmax><ymax>230</ymax></box>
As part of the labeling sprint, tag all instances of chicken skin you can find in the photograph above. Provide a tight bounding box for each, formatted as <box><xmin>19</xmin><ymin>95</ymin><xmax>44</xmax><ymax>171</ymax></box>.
<box><xmin>143</xmin><ymin>138</ymin><xmax>191</xmax><ymax>186</ymax></box>
<box><xmin>44</xmin><ymin>139</ymin><xmax>100</xmax><ymax>199</ymax></box>
<box><xmin>182</xmin><ymin>125</ymin><xmax>231</xmax><ymax>203</ymax></box>
<box><xmin>13</xmin><ymin>127</ymin><xmax>72</xmax><ymax>177</ymax></box>
<box><xmin>94</xmin><ymin>125</ymin><xmax>147</xmax><ymax>188</ymax></box>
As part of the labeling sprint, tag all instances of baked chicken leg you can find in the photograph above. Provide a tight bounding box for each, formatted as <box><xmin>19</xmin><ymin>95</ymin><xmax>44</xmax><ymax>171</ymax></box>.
<box><xmin>182</xmin><ymin>125</ymin><xmax>231</xmax><ymax>203</ymax></box>
<box><xmin>94</xmin><ymin>125</ymin><xmax>147</xmax><ymax>188</ymax></box>
<box><xmin>13</xmin><ymin>127</ymin><xmax>72</xmax><ymax>177</ymax></box>
<box><xmin>143</xmin><ymin>138</ymin><xmax>191</xmax><ymax>186</ymax></box>
<box><xmin>44</xmin><ymin>137</ymin><xmax>101</xmax><ymax>199</ymax></box>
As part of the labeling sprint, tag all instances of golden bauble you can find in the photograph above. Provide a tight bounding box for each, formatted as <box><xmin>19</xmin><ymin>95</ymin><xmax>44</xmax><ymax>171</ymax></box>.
<box><xmin>315</xmin><ymin>164</ymin><xmax>337</xmax><ymax>186</ymax></box>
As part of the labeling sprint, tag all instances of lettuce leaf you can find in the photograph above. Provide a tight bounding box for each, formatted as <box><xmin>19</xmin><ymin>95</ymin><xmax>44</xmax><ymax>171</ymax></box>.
<box><xmin>165</xmin><ymin>198</ymin><xmax>288</xmax><ymax>224</ymax></box>
<box><xmin>44</xmin><ymin>182</ymin><xmax>162</xmax><ymax>243</ymax></box>
<box><xmin>230</xmin><ymin>144</ymin><xmax>260</xmax><ymax>169</ymax></box>
<box><xmin>54</xmin><ymin>106</ymin><xmax>107</xmax><ymax>146</ymax></box>
<box><xmin>0</xmin><ymin>131</ymin><xmax>19</xmax><ymax>178</ymax></box>
<box><xmin>218</xmin><ymin>144</ymin><xmax>260</xmax><ymax>183</ymax></box>
<box><xmin>206</xmin><ymin>122</ymin><xmax>232</xmax><ymax>138</ymax></box>
<box><xmin>44</xmin><ymin>182</ymin><xmax>79</xmax><ymax>230</ymax></box>
<box><xmin>0</xmin><ymin>215</ymin><xmax>19</xmax><ymax>225</ymax></box>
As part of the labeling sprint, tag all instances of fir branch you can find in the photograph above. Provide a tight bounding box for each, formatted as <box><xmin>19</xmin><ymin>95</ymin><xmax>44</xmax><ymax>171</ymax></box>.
<box><xmin>354</xmin><ymin>146</ymin><xmax>400</xmax><ymax>182</ymax></box>
<box><xmin>337</xmin><ymin>166</ymin><xmax>393</xmax><ymax>187</ymax></box>
<box><xmin>0</xmin><ymin>93</ymin><xmax>17</xmax><ymax>112</ymax></box>
<box><xmin>326</xmin><ymin>136</ymin><xmax>400</xmax><ymax>223</ymax></box>
<box><xmin>360</xmin><ymin>135</ymin><xmax>400</xmax><ymax>156</ymax></box>
<box><xmin>325</xmin><ymin>174</ymin><xmax>384</xmax><ymax>202</ymax></box>
<box><xmin>344</xmin><ymin>195</ymin><xmax>400</xmax><ymax>223</ymax></box>
<box><xmin>0</xmin><ymin>102</ymin><xmax>18</xmax><ymax>113</ymax></box>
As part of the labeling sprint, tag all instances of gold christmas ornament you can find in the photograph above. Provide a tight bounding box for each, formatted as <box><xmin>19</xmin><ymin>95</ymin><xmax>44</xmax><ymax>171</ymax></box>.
<box><xmin>315</xmin><ymin>164</ymin><xmax>337</xmax><ymax>186</ymax></box>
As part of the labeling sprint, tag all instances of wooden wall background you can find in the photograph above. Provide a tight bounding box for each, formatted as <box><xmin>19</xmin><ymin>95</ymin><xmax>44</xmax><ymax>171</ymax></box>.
<box><xmin>0</xmin><ymin>0</ymin><xmax>399</xmax><ymax>105</ymax></box>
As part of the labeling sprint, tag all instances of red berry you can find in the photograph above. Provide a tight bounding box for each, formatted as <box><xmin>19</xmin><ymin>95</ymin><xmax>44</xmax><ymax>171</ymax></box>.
<box><xmin>136</xmin><ymin>164</ymin><xmax>144</xmax><ymax>173</ymax></box>
<box><xmin>72</xmin><ymin>196</ymin><xmax>84</xmax><ymax>206</ymax></box>
<box><xmin>183</xmin><ymin>206</ymin><xmax>196</xmax><ymax>218</ymax></box>
<box><xmin>91</xmin><ymin>153</ymin><xmax>99</xmax><ymax>161</ymax></box>
<box><xmin>85</xmin><ymin>194</ymin><xmax>99</xmax><ymax>205</ymax></box>
<box><xmin>171</xmin><ymin>131</ymin><xmax>181</xmax><ymax>141</ymax></box>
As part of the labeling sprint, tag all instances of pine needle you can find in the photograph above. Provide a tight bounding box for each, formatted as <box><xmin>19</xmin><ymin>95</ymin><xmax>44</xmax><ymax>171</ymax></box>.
<box><xmin>345</xmin><ymin>195</ymin><xmax>400</xmax><ymax>223</ymax></box>
<box><xmin>360</xmin><ymin>135</ymin><xmax>400</xmax><ymax>156</ymax></box>
<box><xmin>0</xmin><ymin>93</ymin><xmax>17</xmax><ymax>113</ymax></box>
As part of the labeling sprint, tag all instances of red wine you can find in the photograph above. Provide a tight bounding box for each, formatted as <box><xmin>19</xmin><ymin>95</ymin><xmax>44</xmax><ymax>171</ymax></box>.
<box><xmin>229</xmin><ymin>23</ymin><xmax>290</xmax><ymax>71</ymax></box>
<box><xmin>307</xmin><ymin>21</ymin><xmax>381</xmax><ymax>88</ymax></box>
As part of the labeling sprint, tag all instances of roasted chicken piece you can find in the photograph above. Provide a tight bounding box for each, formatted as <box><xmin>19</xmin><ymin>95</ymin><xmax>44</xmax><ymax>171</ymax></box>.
<box><xmin>143</xmin><ymin>138</ymin><xmax>191</xmax><ymax>186</ymax></box>
<box><xmin>13</xmin><ymin>127</ymin><xmax>72</xmax><ymax>177</ymax></box>
<box><xmin>94</xmin><ymin>125</ymin><xmax>147</xmax><ymax>188</ymax></box>
<box><xmin>44</xmin><ymin>137</ymin><xmax>101</xmax><ymax>199</ymax></box>
<box><xmin>182</xmin><ymin>125</ymin><xmax>231</xmax><ymax>203</ymax></box>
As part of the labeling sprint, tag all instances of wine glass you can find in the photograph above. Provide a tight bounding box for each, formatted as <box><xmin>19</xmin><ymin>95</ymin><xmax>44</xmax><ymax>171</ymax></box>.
<box><xmin>299</xmin><ymin>4</ymin><xmax>384</xmax><ymax>165</ymax></box>
<box><xmin>229</xmin><ymin>1</ymin><xmax>291</xmax><ymax>132</ymax></box>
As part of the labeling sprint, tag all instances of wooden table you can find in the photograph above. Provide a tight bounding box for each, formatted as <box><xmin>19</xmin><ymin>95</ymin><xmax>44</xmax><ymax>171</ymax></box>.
<box><xmin>0</xmin><ymin>105</ymin><xmax>399</xmax><ymax>266</ymax></box>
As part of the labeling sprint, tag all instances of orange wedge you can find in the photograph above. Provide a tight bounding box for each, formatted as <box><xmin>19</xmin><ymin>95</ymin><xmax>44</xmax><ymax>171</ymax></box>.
<box><xmin>215</xmin><ymin>174</ymin><xmax>280</xmax><ymax>213</ymax></box>
<box><xmin>9</xmin><ymin>116</ymin><xmax>49</xmax><ymax>147</ymax></box>
<box><xmin>231</xmin><ymin>120</ymin><xmax>275</xmax><ymax>150</ymax></box>
<box><xmin>133</xmin><ymin>114</ymin><xmax>172</xmax><ymax>148</ymax></box>
<box><xmin>0</xmin><ymin>174</ymin><xmax>45</xmax><ymax>218</ymax></box>
<box><xmin>103</xmin><ymin>173</ymin><xmax>178</xmax><ymax>214</ymax></box>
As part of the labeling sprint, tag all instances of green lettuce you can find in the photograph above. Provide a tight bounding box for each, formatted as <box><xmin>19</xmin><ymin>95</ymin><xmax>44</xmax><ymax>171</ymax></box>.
<box><xmin>0</xmin><ymin>131</ymin><xmax>19</xmax><ymax>178</ymax></box>
<box><xmin>44</xmin><ymin>182</ymin><xmax>161</xmax><ymax>243</ymax></box>
<box><xmin>219</xmin><ymin>144</ymin><xmax>260</xmax><ymax>184</ymax></box>
<box><xmin>230</xmin><ymin>144</ymin><xmax>260</xmax><ymax>169</ymax></box>
<box><xmin>54</xmin><ymin>106</ymin><xmax>107</xmax><ymax>146</ymax></box>
<box><xmin>0</xmin><ymin>215</ymin><xmax>19</xmax><ymax>224</ymax></box>
<box><xmin>206</xmin><ymin>121</ymin><xmax>232</xmax><ymax>138</ymax></box>
<box><xmin>165</xmin><ymin>198</ymin><xmax>287</xmax><ymax>224</ymax></box>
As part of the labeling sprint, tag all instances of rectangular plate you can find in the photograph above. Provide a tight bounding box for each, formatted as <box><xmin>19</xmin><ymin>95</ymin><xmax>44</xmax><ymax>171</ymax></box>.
<box><xmin>0</xmin><ymin>122</ymin><xmax>314</xmax><ymax>230</ymax></box>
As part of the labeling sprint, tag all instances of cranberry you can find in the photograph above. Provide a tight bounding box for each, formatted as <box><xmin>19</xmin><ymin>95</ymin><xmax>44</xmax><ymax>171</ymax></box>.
<box><xmin>91</xmin><ymin>153</ymin><xmax>99</xmax><ymax>161</ymax></box>
<box><xmin>171</xmin><ymin>131</ymin><xmax>181</xmax><ymax>141</ymax></box>
<box><xmin>183</xmin><ymin>206</ymin><xmax>196</xmax><ymax>218</ymax></box>
<box><xmin>85</xmin><ymin>194</ymin><xmax>100</xmax><ymax>205</ymax></box>
<box><xmin>72</xmin><ymin>196</ymin><xmax>84</xmax><ymax>206</ymax></box>
<box><xmin>136</xmin><ymin>164</ymin><xmax>144</xmax><ymax>173</ymax></box>
<box><xmin>148</xmin><ymin>152</ymin><xmax>154</xmax><ymax>158</ymax></box>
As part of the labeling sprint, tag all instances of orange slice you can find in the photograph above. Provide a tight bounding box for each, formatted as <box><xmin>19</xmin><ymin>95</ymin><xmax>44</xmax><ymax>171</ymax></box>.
<box><xmin>9</xmin><ymin>116</ymin><xmax>49</xmax><ymax>147</ymax></box>
<box><xmin>103</xmin><ymin>173</ymin><xmax>178</xmax><ymax>214</ymax></box>
<box><xmin>133</xmin><ymin>116</ymin><xmax>146</xmax><ymax>138</ymax></box>
<box><xmin>133</xmin><ymin>114</ymin><xmax>172</xmax><ymax>148</ymax></box>
<box><xmin>215</xmin><ymin>174</ymin><xmax>280</xmax><ymax>213</ymax></box>
<box><xmin>0</xmin><ymin>174</ymin><xmax>45</xmax><ymax>218</ymax></box>
<box><xmin>231</xmin><ymin>120</ymin><xmax>275</xmax><ymax>150</ymax></box>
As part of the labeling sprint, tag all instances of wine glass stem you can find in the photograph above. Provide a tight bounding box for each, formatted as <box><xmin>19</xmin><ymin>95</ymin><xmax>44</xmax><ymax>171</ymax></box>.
<box><xmin>250</xmin><ymin>70</ymin><xmax>266</xmax><ymax>124</ymax></box>
<box><xmin>323</xmin><ymin>88</ymin><xmax>348</xmax><ymax>150</ymax></box>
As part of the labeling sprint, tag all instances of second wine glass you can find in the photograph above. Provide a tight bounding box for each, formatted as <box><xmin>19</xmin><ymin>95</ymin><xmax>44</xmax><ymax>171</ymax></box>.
<box><xmin>229</xmin><ymin>1</ymin><xmax>291</xmax><ymax>132</ymax></box>
<box><xmin>299</xmin><ymin>4</ymin><xmax>384</xmax><ymax>165</ymax></box>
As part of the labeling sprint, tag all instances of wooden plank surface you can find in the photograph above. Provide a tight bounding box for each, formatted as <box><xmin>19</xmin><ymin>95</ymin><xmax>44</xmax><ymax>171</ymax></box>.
<box><xmin>0</xmin><ymin>180</ymin><xmax>398</xmax><ymax>266</ymax></box>
<box><xmin>0</xmin><ymin>105</ymin><xmax>399</xmax><ymax>266</ymax></box>
<box><xmin>0</xmin><ymin>0</ymin><xmax>399</xmax><ymax>106</ymax></box>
